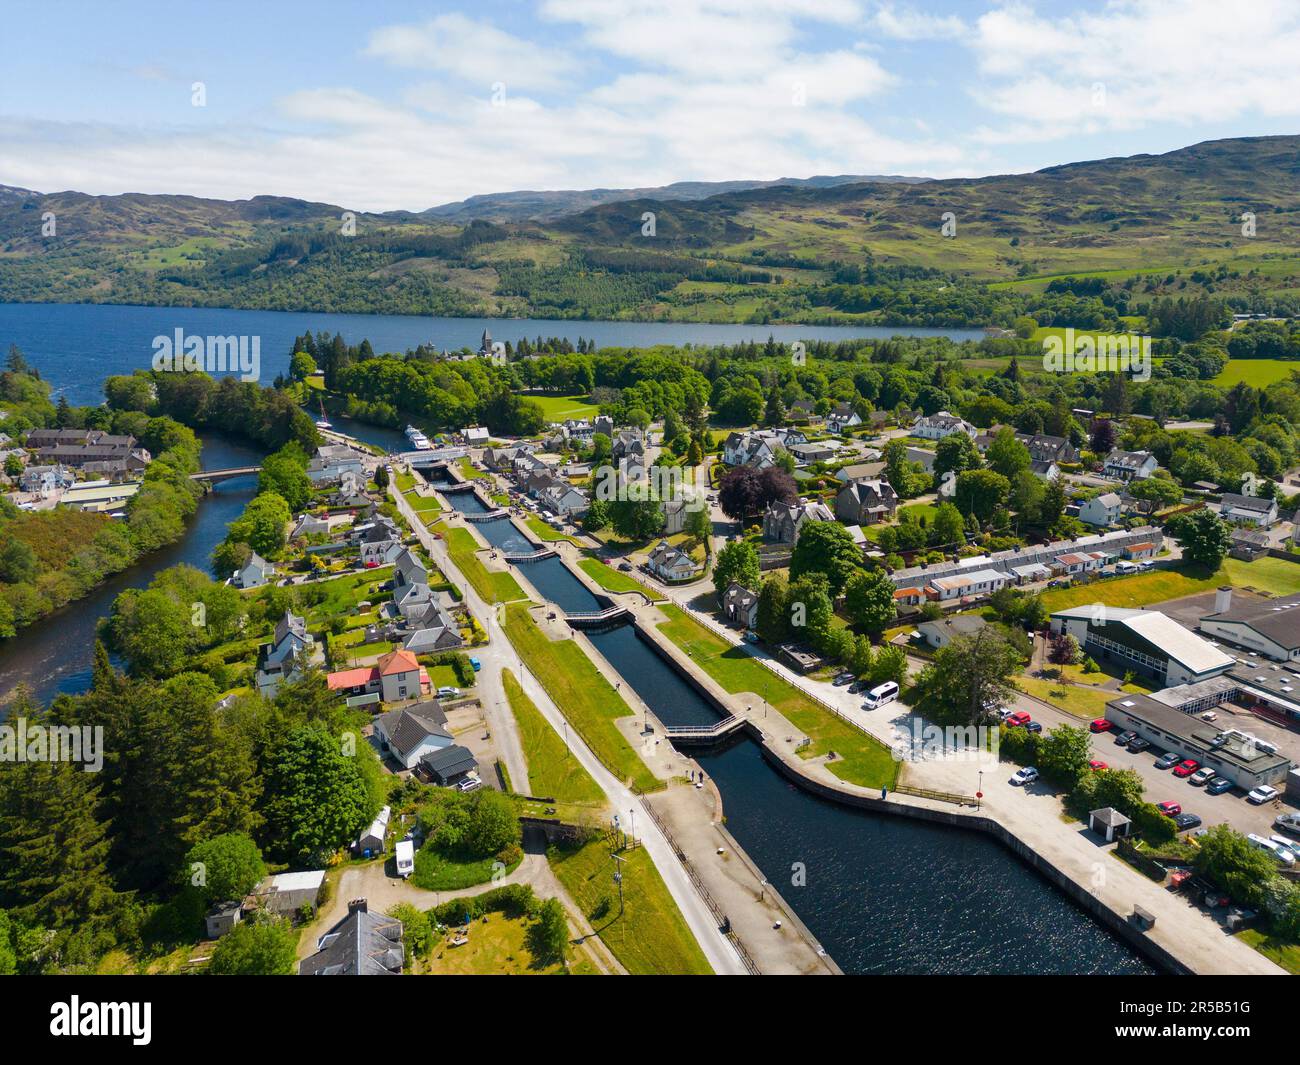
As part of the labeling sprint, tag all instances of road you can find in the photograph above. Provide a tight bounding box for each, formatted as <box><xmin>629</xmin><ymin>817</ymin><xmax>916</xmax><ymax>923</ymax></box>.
<box><xmin>390</xmin><ymin>476</ymin><xmax>749</xmax><ymax>975</ymax></box>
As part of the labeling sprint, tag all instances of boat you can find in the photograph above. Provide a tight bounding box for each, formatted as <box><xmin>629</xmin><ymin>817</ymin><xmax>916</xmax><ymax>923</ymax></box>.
<box><xmin>404</xmin><ymin>424</ymin><xmax>432</xmax><ymax>450</ymax></box>
<box><xmin>314</xmin><ymin>398</ymin><xmax>332</xmax><ymax>431</ymax></box>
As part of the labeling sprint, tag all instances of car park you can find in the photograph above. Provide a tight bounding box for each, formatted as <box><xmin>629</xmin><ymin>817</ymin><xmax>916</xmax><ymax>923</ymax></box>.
<box><xmin>1089</xmin><ymin>719</ymin><xmax>1112</xmax><ymax>733</ymax></box>
<box><xmin>1205</xmin><ymin>777</ymin><xmax>1234</xmax><ymax>795</ymax></box>
<box><xmin>1189</xmin><ymin>767</ymin><xmax>1216</xmax><ymax>786</ymax></box>
<box><xmin>1172</xmin><ymin>759</ymin><xmax>1199</xmax><ymax>778</ymax></box>
<box><xmin>1114</xmin><ymin>730</ymin><xmax>1138</xmax><ymax>746</ymax></box>
<box><xmin>1174</xmin><ymin>813</ymin><xmax>1203</xmax><ymax>831</ymax></box>
<box><xmin>1154</xmin><ymin>752</ymin><xmax>1181</xmax><ymax>770</ymax></box>
<box><xmin>1157</xmin><ymin>801</ymin><xmax>1182</xmax><ymax>817</ymax></box>
<box><xmin>1249</xmin><ymin>785</ymin><xmax>1281</xmax><ymax>805</ymax></box>
<box><xmin>1011</xmin><ymin>767</ymin><xmax>1039</xmax><ymax>786</ymax></box>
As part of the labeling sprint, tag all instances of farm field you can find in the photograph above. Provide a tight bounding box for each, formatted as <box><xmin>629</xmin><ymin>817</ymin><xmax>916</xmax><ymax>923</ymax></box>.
<box><xmin>1211</xmin><ymin>359</ymin><xmax>1300</xmax><ymax>388</ymax></box>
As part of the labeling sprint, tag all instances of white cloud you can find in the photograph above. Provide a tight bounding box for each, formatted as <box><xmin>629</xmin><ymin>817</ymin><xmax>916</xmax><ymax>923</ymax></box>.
<box><xmin>871</xmin><ymin>4</ymin><xmax>966</xmax><ymax>40</ymax></box>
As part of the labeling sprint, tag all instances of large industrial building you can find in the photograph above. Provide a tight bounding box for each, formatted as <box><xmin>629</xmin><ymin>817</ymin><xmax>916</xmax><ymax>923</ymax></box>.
<box><xmin>1200</xmin><ymin>586</ymin><xmax>1300</xmax><ymax>664</ymax></box>
<box><xmin>1049</xmin><ymin>606</ymin><xmax>1234</xmax><ymax>687</ymax></box>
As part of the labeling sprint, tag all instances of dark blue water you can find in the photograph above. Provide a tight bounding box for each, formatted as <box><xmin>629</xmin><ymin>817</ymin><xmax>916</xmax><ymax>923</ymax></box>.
<box><xmin>0</xmin><ymin>302</ymin><xmax>986</xmax><ymax>405</ymax></box>
<box><xmin>0</xmin><ymin>434</ymin><xmax>263</xmax><ymax>704</ymax></box>
<box><xmin>436</xmin><ymin>516</ymin><xmax>1157</xmax><ymax>974</ymax></box>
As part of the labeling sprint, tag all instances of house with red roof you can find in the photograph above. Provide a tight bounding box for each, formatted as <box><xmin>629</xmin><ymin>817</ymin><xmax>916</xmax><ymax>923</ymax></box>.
<box><xmin>327</xmin><ymin>648</ymin><xmax>430</xmax><ymax>704</ymax></box>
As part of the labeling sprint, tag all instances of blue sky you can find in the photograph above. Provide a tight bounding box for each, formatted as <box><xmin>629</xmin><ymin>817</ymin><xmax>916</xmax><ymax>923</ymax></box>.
<box><xmin>3</xmin><ymin>0</ymin><xmax>1298</xmax><ymax>211</ymax></box>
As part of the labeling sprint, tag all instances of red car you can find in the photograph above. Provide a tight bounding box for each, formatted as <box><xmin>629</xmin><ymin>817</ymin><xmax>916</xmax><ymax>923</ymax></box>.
<box><xmin>1157</xmin><ymin>801</ymin><xmax>1182</xmax><ymax>817</ymax></box>
<box><xmin>1172</xmin><ymin>759</ymin><xmax>1200</xmax><ymax>778</ymax></box>
<box><xmin>1088</xmin><ymin>760</ymin><xmax>1108</xmax><ymax>771</ymax></box>
<box><xmin>1005</xmin><ymin>711</ymin><xmax>1032</xmax><ymax>728</ymax></box>
<box><xmin>1089</xmin><ymin>719</ymin><xmax>1113</xmax><ymax>733</ymax></box>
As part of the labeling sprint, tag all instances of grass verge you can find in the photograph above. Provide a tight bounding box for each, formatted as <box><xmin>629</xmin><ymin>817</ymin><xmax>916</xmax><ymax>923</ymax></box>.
<box><xmin>502</xmin><ymin>669</ymin><xmax>606</xmax><ymax>805</ymax></box>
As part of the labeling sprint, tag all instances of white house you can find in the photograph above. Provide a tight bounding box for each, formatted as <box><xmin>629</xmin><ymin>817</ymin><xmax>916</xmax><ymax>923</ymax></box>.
<box><xmin>927</xmin><ymin>568</ymin><xmax>1008</xmax><ymax>601</ymax></box>
<box><xmin>827</xmin><ymin>404</ymin><xmax>862</xmax><ymax>434</ymax></box>
<box><xmin>647</xmin><ymin>540</ymin><xmax>701</xmax><ymax>582</ymax></box>
<box><xmin>722</xmin><ymin>431</ymin><xmax>780</xmax><ymax>469</ymax></box>
<box><xmin>721</xmin><ymin>582</ymin><xmax>759</xmax><ymax>629</ymax></box>
<box><xmin>233</xmin><ymin>552</ymin><xmax>276</xmax><ymax>589</ymax></box>
<box><xmin>1103</xmin><ymin>449</ymin><xmax>1158</xmax><ymax>482</ymax></box>
<box><xmin>1078</xmin><ymin>492</ymin><xmax>1123</xmax><ymax>527</ymax></box>
<box><xmin>911</xmin><ymin>411</ymin><xmax>974</xmax><ymax>440</ymax></box>
<box><xmin>1218</xmin><ymin>492</ymin><xmax>1278</xmax><ymax>528</ymax></box>
<box><xmin>374</xmin><ymin>701</ymin><xmax>454</xmax><ymax>770</ymax></box>
<box><xmin>463</xmin><ymin>426</ymin><xmax>490</xmax><ymax>445</ymax></box>
<box><xmin>1054</xmin><ymin>550</ymin><xmax>1109</xmax><ymax>575</ymax></box>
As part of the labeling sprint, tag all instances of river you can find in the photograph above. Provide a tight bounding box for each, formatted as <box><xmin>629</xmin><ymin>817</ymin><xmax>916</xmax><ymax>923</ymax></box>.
<box><xmin>436</xmin><ymin>479</ymin><xmax>1158</xmax><ymax>974</ymax></box>
<box><xmin>0</xmin><ymin>302</ymin><xmax>986</xmax><ymax>406</ymax></box>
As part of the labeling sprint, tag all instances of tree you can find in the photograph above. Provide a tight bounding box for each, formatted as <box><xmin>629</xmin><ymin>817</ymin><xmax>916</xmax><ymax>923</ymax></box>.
<box><xmin>527</xmin><ymin>897</ymin><xmax>570</xmax><ymax>966</ymax></box>
<box><xmin>954</xmin><ymin>469</ymin><xmax>1010</xmax><ymax>524</ymax></box>
<box><xmin>842</xmin><ymin>568</ymin><xmax>896</xmax><ymax>635</ymax></box>
<box><xmin>260</xmin><ymin>725</ymin><xmax>377</xmax><ymax>864</ymax></box>
<box><xmin>786</xmin><ymin>573</ymin><xmax>833</xmax><ymax>648</ymax></box>
<box><xmin>1035</xmin><ymin>724</ymin><xmax>1092</xmax><ymax>788</ymax></box>
<box><xmin>1090</xmin><ymin>418</ymin><xmax>1117</xmax><ymax>455</ymax></box>
<box><xmin>718</xmin><ymin>466</ymin><xmax>763</xmax><ymax>522</ymax></box>
<box><xmin>685</xmin><ymin>503</ymin><xmax>712</xmax><ymax>547</ymax></box>
<box><xmin>180</xmin><ymin>833</ymin><xmax>266</xmax><ymax>906</ymax></box>
<box><xmin>207</xmin><ymin>915</ymin><xmax>298</xmax><ymax>975</ymax></box>
<box><xmin>1194</xmin><ymin>824</ymin><xmax>1279</xmax><ymax>904</ymax></box>
<box><xmin>228</xmin><ymin>491</ymin><xmax>291</xmax><ymax>557</ymax></box>
<box><xmin>608</xmin><ymin>494</ymin><xmax>664</xmax><ymax>541</ymax></box>
<box><xmin>789</xmin><ymin>520</ymin><xmax>861</xmax><ymax>596</ymax></box>
<box><xmin>583</xmin><ymin>497</ymin><xmax>611</xmax><ymax>532</ymax></box>
<box><xmin>763</xmin><ymin>384</ymin><xmax>785</xmax><ymax>427</ymax></box>
<box><xmin>1167</xmin><ymin>508</ymin><xmax>1232</xmax><ymax>569</ymax></box>
<box><xmin>920</xmin><ymin>628</ymin><xmax>1022</xmax><ymax>725</ymax></box>
<box><xmin>986</xmin><ymin>428</ymin><xmax>1031</xmax><ymax>481</ymax></box>
<box><xmin>257</xmin><ymin>445</ymin><xmax>312</xmax><ymax>513</ymax></box>
<box><xmin>288</xmin><ymin>351</ymin><xmax>318</xmax><ymax>382</ymax></box>
<box><xmin>934</xmin><ymin>432</ymin><xmax>981</xmax><ymax>483</ymax></box>
<box><xmin>930</xmin><ymin>501</ymin><xmax>965</xmax><ymax>549</ymax></box>
<box><xmin>755</xmin><ymin>573</ymin><xmax>791</xmax><ymax>644</ymax></box>
<box><xmin>1049</xmin><ymin>633</ymin><xmax>1082</xmax><ymax>665</ymax></box>
<box><xmin>712</xmin><ymin>540</ymin><xmax>759</xmax><ymax>599</ymax></box>
<box><xmin>869</xmin><ymin>644</ymin><xmax>907</xmax><ymax>686</ymax></box>
<box><xmin>465</xmin><ymin>790</ymin><xmax>521</xmax><ymax>858</ymax></box>
<box><xmin>756</xmin><ymin>466</ymin><xmax>798</xmax><ymax>509</ymax></box>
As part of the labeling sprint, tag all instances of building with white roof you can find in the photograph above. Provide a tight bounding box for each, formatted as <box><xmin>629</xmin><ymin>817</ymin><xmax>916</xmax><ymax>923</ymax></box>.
<box><xmin>1050</xmin><ymin>606</ymin><xmax>1234</xmax><ymax>687</ymax></box>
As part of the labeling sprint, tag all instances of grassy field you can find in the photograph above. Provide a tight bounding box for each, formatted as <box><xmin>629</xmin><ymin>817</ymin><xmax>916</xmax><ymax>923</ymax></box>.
<box><xmin>1018</xmin><ymin>676</ymin><xmax>1125</xmax><ymax>719</ymax></box>
<box><xmin>523</xmin><ymin>393</ymin><xmax>600</xmax><ymax>420</ymax></box>
<box><xmin>406</xmin><ymin>492</ymin><xmax>443</xmax><ymax>513</ymax></box>
<box><xmin>422</xmin><ymin>910</ymin><xmax>598</xmax><ymax>975</ymax></box>
<box><xmin>436</xmin><ymin>524</ymin><xmax>529</xmax><ymax>603</ymax></box>
<box><xmin>458</xmin><ymin>457</ymin><xmax>489</xmax><ymax>480</ymax></box>
<box><xmin>503</xmin><ymin>603</ymin><xmax>660</xmax><ymax>793</ymax></box>
<box><xmin>1039</xmin><ymin>559</ymin><xmax>1300</xmax><ymax>615</ymax></box>
<box><xmin>548</xmin><ymin>836</ymin><xmax>712</xmax><ymax>975</ymax></box>
<box><xmin>502</xmin><ymin>669</ymin><xmax>606</xmax><ymax>805</ymax></box>
<box><xmin>655</xmin><ymin>604</ymin><xmax>898</xmax><ymax>789</ymax></box>
<box><xmin>412</xmin><ymin>849</ymin><xmax>522</xmax><ymax>891</ymax></box>
<box><xmin>578</xmin><ymin>558</ymin><xmax>665</xmax><ymax>600</ymax></box>
<box><xmin>525</xmin><ymin>516</ymin><xmax>579</xmax><ymax>544</ymax></box>
<box><xmin>1211</xmin><ymin>359</ymin><xmax>1300</xmax><ymax>389</ymax></box>
<box><xmin>1223</xmin><ymin>557</ymin><xmax>1300</xmax><ymax>596</ymax></box>
<box><xmin>1237</xmin><ymin>929</ymin><xmax>1300</xmax><ymax>975</ymax></box>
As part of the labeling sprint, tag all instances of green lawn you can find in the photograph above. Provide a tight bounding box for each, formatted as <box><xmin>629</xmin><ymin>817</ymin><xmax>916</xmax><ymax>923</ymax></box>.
<box><xmin>1039</xmin><ymin>560</ymin><xmax>1300</xmax><ymax>615</ymax></box>
<box><xmin>458</xmin><ymin>457</ymin><xmax>489</xmax><ymax>480</ymax></box>
<box><xmin>548</xmin><ymin>836</ymin><xmax>712</xmax><ymax>975</ymax></box>
<box><xmin>525</xmin><ymin>516</ymin><xmax>580</xmax><ymax>544</ymax></box>
<box><xmin>1017</xmin><ymin>677</ymin><xmax>1124</xmax><ymax>719</ymax></box>
<box><xmin>655</xmin><ymin>604</ymin><xmax>898</xmax><ymax>789</ymax></box>
<box><xmin>1223</xmin><ymin>557</ymin><xmax>1300</xmax><ymax>596</ymax></box>
<box><xmin>578</xmin><ymin>558</ymin><xmax>664</xmax><ymax>601</ymax></box>
<box><xmin>437</xmin><ymin>524</ymin><xmax>529</xmax><ymax>603</ymax></box>
<box><xmin>1212</xmin><ymin>359</ymin><xmax>1300</xmax><ymax>389</ymax></box>
<box><xmin>523</xmin><ymin>393</ymin><xmax>600</xmax><ymax>420</ymax></box>
<box><xmin>1237</xmin><ymin>928</ymin><xmax>1300</xmax><ymax>975</ymax></box>
<box><xmin>503</xmin><ymin>603</ymin><xmax>660</xmax><ymax>793</ymax></box>
<box><xmin>406</xmin><ymin>493</ymin><xmax>444</xmax><ymax>513</ymax></box>
<box><xmin>502</xmin><ymin>669</ymin><xmax>606</xmax><ymax>805</ymax></box>
<box><xmin>422</xmin><ymin>910</ymin><xmax>596</xmax><ymax>975</ymax></box>
<box><xmin>412</xmin><ymin>848</ymin><xmax>522</xmax><ymax>891</ymax></box>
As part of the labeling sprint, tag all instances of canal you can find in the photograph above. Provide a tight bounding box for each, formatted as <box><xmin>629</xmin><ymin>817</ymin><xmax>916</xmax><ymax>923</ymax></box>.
<box><xmin>436</xmin><ymin>487</ymin><xmax>1159</xmax><ymax>974</ymax></box>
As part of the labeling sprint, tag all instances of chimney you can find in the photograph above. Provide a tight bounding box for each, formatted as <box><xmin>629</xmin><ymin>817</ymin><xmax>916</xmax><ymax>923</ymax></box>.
<box><xmin>348</xmin><ymin>898</ymin><xmax>369</xmax><ymax>915</ymax></box>
<box><xmin>1215</xmin><ymin>586</ymin><xmax>1232</xmax><ymax>614</ymax></box>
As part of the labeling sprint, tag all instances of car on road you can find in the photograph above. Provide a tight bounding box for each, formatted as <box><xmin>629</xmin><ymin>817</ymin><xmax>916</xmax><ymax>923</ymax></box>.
<box><xmin>744</xmin><ymin>630</ymin><xmax>760</xmax><ymax>644</ymax></box>
<box><xmin>1005</xmin><ymin>711</ymin><xmax>1031</xmax><ymax>728</ymax></box>
<box><xmin>618</xmin><ymin>561</ymin><xmax>633</xmax><ymax>571</ymax></box>
<box><xmin>1206</xmin><ymin>777</ymin><xmax>1234</xmax><ymax>795</ymax></box>
<box><xmin>1174</xmin><ymin>813</ymin><xmax>1203</xmax><ymax>832</ymax></box>
<box><xmin>1010</xmin><ymin>767</ymin><xmax>1039</xmax><ymax>786</ymax></box>
<box><xmin>1089</xmin><ymin>719</ymin><xmax>1113</xmax><ymax>733</ymax></box>
<box><xmin>1172</xmin><ymin>759</ymin><xmax>1200</xmax><ymax>778</ymax></box>
<box><xmin>436</xmin><ymin>686</ymin><xmax>461</xmax><ymax>698</ymax></box>
<box><xmin>833</xmin><ymin>671</ymin><xmax>855</xmax><ymax>686</ymax></box>
<box><xmin>1025</xmin><ymin>721</ymin><xmax>1043</xmax><ymax>734</ymax></box>
<box><xmin>1114</xmin><ymin>730</ymin><xmax>1138</xmax><ymax>746</ymax></box>
<box><xmin>1126</xmin><ymin>737</ymin><xmax>1151</xmax><ymax>753</ymax></box>
<box><xmin>1157</xmin><ymin>801</ymin><xmax>1182</xmax><ymax>817</ymax></box>
<box><xmin>1248</xmin><ymin>785</ymin><xmax>1281</xmax><ymax>805</ymax></box>
<box><xmin>1189</xmin><ymin>767</ymin><xmax>1216</xmax><ymax>786</ymax></box>
<box><xmin>1154</xmin><ymin>752</ymin><xmax>1181</xmax><ymax>770</ymax></box>
<box><xmin>1088</xmin><ymin>760</ymin><xmax>1108</xmax><ymax>771</ymax></box>
<box><xmin>469</xmin><ymin>657</ymin><xmax>482</xmax><ymax>671</ymax></box>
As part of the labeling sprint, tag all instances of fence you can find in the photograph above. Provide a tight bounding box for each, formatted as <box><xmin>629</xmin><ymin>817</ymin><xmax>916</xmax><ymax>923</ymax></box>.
<box><xmin>892</xmin><ymin>783</ymin><xmax>977</xmax><ymax>807</ymax></box>
<box><xmin>639</xmin><ymin>800</ymin><xmax>762</xmax><ymax>976</ymax></box>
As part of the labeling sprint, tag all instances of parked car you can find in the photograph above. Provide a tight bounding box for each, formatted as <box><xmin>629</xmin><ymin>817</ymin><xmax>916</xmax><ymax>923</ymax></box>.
<box><xmin>848</xmin><ymin>680</ymin><xmax>867</xmax><ymax>694</ymax></box>
<box><xmin>1274</xmin><ymin>813</ymin><xmax>1300</xmax><ymax>838</ymax></box>
<box><xmin>1174</xmin><ymin>813</ymin><xmax>1203</xmax><ymax>832</ymax></box>
<box><xmin>1157</xmin><ymin>801</ymin><xmax>1182</xmax><ymax>817</ymax></box>
<box><xmin>436</xmin><ymin>686</ymin><xmax>461</xmax><ymax>698</ymax></box>
<box><xmin>1248</xmin><ymin>785</ymin><xmax>1281</xmax><ymax>805</ymax></box>
<box><xmin>1154</xmin><ymin>752</ymin><xmax>1181</xmax><ymax>770</ymax></box>
<box><xmin>1270</xmin><ymin>835</ymin><xmax>1300</xmax><ymax>861</ymax></box>
<box><xmin>469</xmin><ymin>657</ymin><xmax>482</xmax><ymax>671</ymax></box>
<box><xmin>1172</xmin><ymin>759</ymin><xmax>1200</xmax><ymax>778</ymax></box>
<box><xmin>1248</xmin><ymin>833</ymin><xmax>1295</xmax><ymax>866</ymax></box>
<box><xmin>618</xmin><ymin>561</ymin><xmax>634</xmax><ymax>572</ymax></box>
<box><xmin>1024</xmin><ymin>721</ymin><xmax>1043</xmax><ymax>734</ymax></box>
<box><xmin>1088</xmin><ymin>760</ymin><xmax>1108</xmax><ymax>771</ymax></box>
<box><xmin>1114</xmin><ymin>730</ymin><xmax>1138</xmax><ymax>746</ymax></box>
<box><xmin>1089</xmin><ymin>719</ymin><xmax>1113</xmax><ymax>733</ymax></box>
<box><xmin>1206</xmin><ymin>777</ymin><xmax>1234</xmax><ymax>795</ymax></box>
<box><xmin>1189</xmin><ymin>767</ymin><xmax>1216</xmax><ymax>786</ymax></box>
<box><xmin>1200</xmin><ymin>710</ymin><xmax>1218</xmax><ymax>722</ymax></box>
<box><xmin>456</xmin><ymin>775</ymin><xmax>482</xmax><ymax>793</ymax></box>
<box><xmin>1115</xmin><ymin>560</ymin><xmax>1138</xmax><ymax>574</ymax></box>
<box><xmin>832</xmin><ymin>671</ymin><xmax>855</xmax><ymax>686</ymax></box>
<box><xmin>743</xmin><ymin>630</ymin><xmax>761</xmax><ymax>644</ymax></box>
<box><xmin>1005</xmin><ymin>711</ymin><xmax>1031</xmax><ymax>728</ymax></box>
<box><xmin>1011</xmin><ymin>767</ymin><xmax>1039</xmax><ymax>786</ymax></box>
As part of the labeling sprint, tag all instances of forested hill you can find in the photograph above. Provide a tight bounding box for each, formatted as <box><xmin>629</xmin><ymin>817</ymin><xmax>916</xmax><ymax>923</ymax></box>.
<box><xmin>1</xmin><ymin>135</ymin><xmax>1298</xmax><ymax>326</ymax></box>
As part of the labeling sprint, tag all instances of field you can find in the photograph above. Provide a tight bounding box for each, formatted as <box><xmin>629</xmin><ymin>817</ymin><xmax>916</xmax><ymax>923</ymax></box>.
<box><xmin>547</xmin><ymin>836</ymin><xmax>712</xmax><ymax>975</ymax></box>
<box><xmin>578</xmin><ymin>558</ymin><xmax>664</xmax><ymax>600</ymax></box>
<box><xmin>522</xmin><ymin>393</ymin><xmax>600</xmax><ymax>420</ymax></box>
<box><xmin>503</xmin><ymin>603</ymin><xmax>660</xmax><ymax>793</ymax></box>
<box><xmin>436</xmin><ymin>524</ymin><xmax>529</xmax><ymax>603</ymax></box>
<box><xmin>1039</xmin><ymin>559</ymin><xmax>1300</xmax><ymax>615</ymax></box>
<box><xmin>502</xmin><ymin>669</ymin><xmax>606</xmax><ymax>805</ymax></box>
<box><xmin>655</xmin><ymin>604</ymin><xmax>898</xmax><ymax>789</ymax></box>
<box><xmin>422</xmin><ymin>910</ymin><xmax>597</xmax><ymax>975</ymax></box>
<box><xmin>1211</xmin><ymin>359</ymin><xmax>1300</xmax><ymax>388</ymax></box>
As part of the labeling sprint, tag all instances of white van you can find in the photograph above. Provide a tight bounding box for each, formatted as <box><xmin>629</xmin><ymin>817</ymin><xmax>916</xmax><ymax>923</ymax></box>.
<box><xmin>1248</xmin><ymin>833</ymin><xmax>1295</xmax><ymax>866</ymax></box>
<box><xmin>863</xmin><ymin>681</ymin><xmax>899</xmax><ymax>709</ymax></box>
<box><xmin>1115</xmin><ymin>560</ymin><xmax>1138</xmax><ymax>574</ymax></box>
<box><xmin>395</xmin><ymin>839</ymin><xmax>415</xmax><ymax>879</ymax></box>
